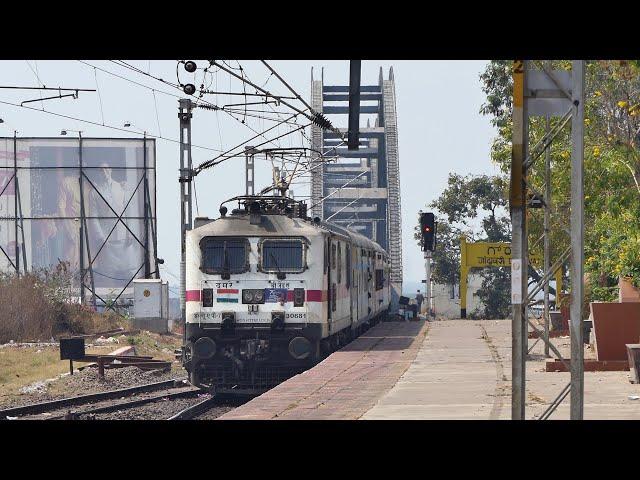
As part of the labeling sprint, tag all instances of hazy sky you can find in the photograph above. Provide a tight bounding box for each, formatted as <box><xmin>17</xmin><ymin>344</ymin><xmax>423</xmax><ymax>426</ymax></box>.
<box><xmin>0</xmin><ymin>60</ymin><xmax>500</xmax><ymax>292</ymax></box>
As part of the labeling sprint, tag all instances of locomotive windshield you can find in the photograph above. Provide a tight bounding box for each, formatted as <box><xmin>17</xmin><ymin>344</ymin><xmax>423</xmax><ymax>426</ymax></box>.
<box><xmin>200</xmin><ymin>237</ymin><xmax>249</xmax><ymax>274</ymax></box>
<box><xmin>261</xmin><ymin>239</ymin><xmax>304</xmax><ymax>273</ymax></box>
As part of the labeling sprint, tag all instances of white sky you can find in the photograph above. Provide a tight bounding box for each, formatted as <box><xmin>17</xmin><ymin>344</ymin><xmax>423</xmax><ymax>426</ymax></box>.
<box><xmin>0</xmin><ymin>60</ymin><xmax>500</xmax><ymax>293</ymax></box>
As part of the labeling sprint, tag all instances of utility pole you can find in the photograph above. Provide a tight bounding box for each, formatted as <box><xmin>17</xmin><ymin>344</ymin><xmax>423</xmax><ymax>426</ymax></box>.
<box><xmin>510</xmin><ymin>60</ymin><xmax>585</xmax><ymax>420</ymax></box>
<box><xmin>543</xmin><ymin>115</ymin><xmax>551</xmax><ymax>357</ymax></box>
<box><xmin>179</xmin><ymin>99</ymin><xmax>193</xmax><ymax>339</ymax></box>
<box><xmin>245</xmin><ymin>146</ymin><xmax>255</xmax><ymax>196</ymax></box>
<box><xmin>78</xmin><ymin>131</ymin><xmax>84</xmax><ymax>304</ymax></box>
<box><xmin>424</xmin><ymin>250</ymin><xmax>432</xmax><ymax>316</ymax></box>
<box><xmin>510</xmin><ymin>60</ymin><xmax>528</xmax><ymax>420</ymax></box>
<box><xmin>570</xmin><ymin>60</ymin><xmax>585</xmax><ymax>420</ymax></box>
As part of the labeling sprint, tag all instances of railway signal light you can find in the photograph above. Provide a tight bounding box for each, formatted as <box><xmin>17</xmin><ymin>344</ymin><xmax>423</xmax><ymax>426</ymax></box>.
<box><xmin>420</xmin><ymin>212</ymin><xmax>436</xmax><ymax>251</ymax></box>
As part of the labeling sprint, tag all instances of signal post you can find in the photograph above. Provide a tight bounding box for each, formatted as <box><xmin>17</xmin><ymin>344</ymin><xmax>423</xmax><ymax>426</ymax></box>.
<box><xmin>420</xmin><ymin>212</ymin><xmax>436</xmax><ymax>317</ymax></box>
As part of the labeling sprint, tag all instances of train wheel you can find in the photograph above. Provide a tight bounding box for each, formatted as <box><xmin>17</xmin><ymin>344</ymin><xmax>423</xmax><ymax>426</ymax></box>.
<box><xmin>189</xmin><ymin>369</ymin><xmax>201</xmax><ymax>388</ymax></box>
<box><xmin>312</xmin><ymin>341</ymin><xmax>322</xmax><ymax>362</ymax></box>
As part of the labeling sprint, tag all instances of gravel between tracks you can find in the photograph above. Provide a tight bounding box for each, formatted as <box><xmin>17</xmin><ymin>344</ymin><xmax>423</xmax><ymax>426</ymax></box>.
<box><xmin>0</xmin><ymin>365</ymin><xmax>186</xmax><ymax>410</ymax></box>
<box><xmin>82</xmin><ymin>393</ymin><xmax>237</xmax><ymax>420</ymax></box>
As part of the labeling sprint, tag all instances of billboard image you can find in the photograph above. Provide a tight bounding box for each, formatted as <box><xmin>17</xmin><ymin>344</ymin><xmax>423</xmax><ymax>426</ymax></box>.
<box><xmin>0</xmin><ymin>137</ymin><xmax>157</xmax><ymax>305</ymax></box>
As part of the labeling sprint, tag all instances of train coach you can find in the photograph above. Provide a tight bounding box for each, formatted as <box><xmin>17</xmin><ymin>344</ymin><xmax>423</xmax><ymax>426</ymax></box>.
<box><xmin>181</xmin><ymin>195</ymin><xmax>390</xmax><ymax>394</ymax></box>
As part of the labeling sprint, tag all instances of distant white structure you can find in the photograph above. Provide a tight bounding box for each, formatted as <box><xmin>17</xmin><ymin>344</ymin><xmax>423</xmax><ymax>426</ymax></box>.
<box><xmin>133</xmin><ymin>279</ymin><xmax>169</xmax><ymax>333</ymax></box>
<box><xmin>432</xmin><ymin>274</ymin><xmax>484</xmax><ymax>319</ymax></box>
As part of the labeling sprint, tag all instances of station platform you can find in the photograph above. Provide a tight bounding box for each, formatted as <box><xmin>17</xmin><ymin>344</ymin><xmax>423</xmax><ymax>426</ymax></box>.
<box><xmin>218</xmin><ymin>319</ymin><xmax>640</xmax><ymax>420</ymax></box>
<box><xmin>218</xmin><ymin>320</ymin><xmax>428</xmax><ymax>419</ymax></box>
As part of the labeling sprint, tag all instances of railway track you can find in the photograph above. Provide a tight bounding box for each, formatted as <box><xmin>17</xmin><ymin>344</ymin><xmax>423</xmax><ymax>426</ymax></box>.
<box><xmin>167</xmin><ymin>394</ymin><xmax>219</xmax><ymax>420</ymax></box>
<box><xmin>0</xmin><ymin>378</ymin><xmax>199</xmax><ymax>420</ymax></box>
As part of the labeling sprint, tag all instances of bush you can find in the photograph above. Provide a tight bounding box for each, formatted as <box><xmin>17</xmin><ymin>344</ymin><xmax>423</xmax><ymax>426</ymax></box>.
<box><xmin>0</xmin><ymin>263</ymin><xmax>123</xmax><ymax>343</ymax></box>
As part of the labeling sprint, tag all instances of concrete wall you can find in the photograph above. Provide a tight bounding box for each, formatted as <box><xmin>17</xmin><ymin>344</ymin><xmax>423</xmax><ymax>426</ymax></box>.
<box><xmin>432</xmin><ymin>274</ymin><xmax>484</xmax><ymax>319</ymax></box>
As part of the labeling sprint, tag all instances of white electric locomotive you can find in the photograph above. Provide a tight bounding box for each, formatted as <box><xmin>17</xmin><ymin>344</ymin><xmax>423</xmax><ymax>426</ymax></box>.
<box><xmin>182</xmin><ymin>195</ymin><xmax>390</xmax><ymax>393</ymax></box>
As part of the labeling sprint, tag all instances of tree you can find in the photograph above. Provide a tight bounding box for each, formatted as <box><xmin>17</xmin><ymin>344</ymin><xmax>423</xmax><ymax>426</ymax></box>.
<box><xmin>416</xmin><ymin>173</ymin><xmax>512</xmax><ymax>318</ymax></box>
<box><xmin>479</xmin><ymin>60</ymin><xmax>640</xmax><ymax>305</ymax></box>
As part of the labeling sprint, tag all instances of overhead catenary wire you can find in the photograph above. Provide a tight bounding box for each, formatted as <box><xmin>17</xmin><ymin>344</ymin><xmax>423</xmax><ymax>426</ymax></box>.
<box><xmin>260</xmin><ymin>60</ymin><xmax>314</xmax><ymax>113</ymax></box>
<box><xmin>196</xmin><ymin>122</ymin><xmax>311</xmax><ymax>173</ymax></box>
<box><xmin>194</xmin><ymin>112</ymin><xmax>300</xmax><ymax>173</ymax></box>
<box><xmin>107</xmin><ymin>60</ymin><xmax>306</xmax><ymax>155</ymax></box>
<box><xmin>25</xmin><ymin>60</ymin><xmax>45</xmax><ymax>110</ymax></box>
<box><xmin>210</xmin><ymin>60</ymin><xmax>339</xmax><ymax>137</ymax></box>
<box><xmin>0</xmin><ymin>98</ymin><xmax>223</xmax><ymax>152</ymax></box>
<box><xmin>152</xmin><ymin>89</ymin><xmax>162</xmax><ymax>137</ymax></box>
<box><xmin>93</xmin><ymin>66</ymin><xmax>106</xmax><ymax>125</ymax></box>
<box><xmin>97</xmin><ymin>60</ymin><xmax>335</xmax><ymax>193</ymax></box>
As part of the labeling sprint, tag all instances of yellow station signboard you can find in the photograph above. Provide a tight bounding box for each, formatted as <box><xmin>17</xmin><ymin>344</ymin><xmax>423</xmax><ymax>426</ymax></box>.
<box><xmin>463</xmin><ymin>240</ymin><xmax>542</xmax><ymax>268</ymax></box>
<box><xmin>459</xmin><ymin>237</ymin><xmax>556</xmax><ymax>318</ymax></box>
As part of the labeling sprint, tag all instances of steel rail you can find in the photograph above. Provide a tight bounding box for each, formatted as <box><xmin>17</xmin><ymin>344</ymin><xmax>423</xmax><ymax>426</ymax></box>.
<box><xmin>0</xmin><ymin>378</ymin><xmax>185</xmax><ymax>419</ymax></box>
<box><xmin>167</xmin><ymin>394</ymin><xmax>218</xmax><ymax>420</ymax></box>
<box><xmin>60</xmin><ymin>387</ymin><xmax>200</xmax><ymax>419</ymax></box>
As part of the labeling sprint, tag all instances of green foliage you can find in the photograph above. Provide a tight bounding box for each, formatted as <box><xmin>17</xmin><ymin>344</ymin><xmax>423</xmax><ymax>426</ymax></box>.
<box><xmin>416</xmin><ymin>173</ymin><xmax>512</xmax><ymax>318</ymax></box>
<box><xmin>479</xmin><ymin>60</ymin><xmax>640</xmax><ymax>301</ymax></box>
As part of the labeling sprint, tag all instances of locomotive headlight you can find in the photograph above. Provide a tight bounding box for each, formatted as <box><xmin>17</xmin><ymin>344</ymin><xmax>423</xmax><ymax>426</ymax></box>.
<box><xmin>242</xmin><ymin>289</ymin><xmax>265</xmax><ymax>304</ymax></box>
<box><xmin>254</xmin><ymin>289</ymin><xmax>264</xmax><ymax>303</ymax></box>
<box><xmin>242</xmin><ymin>289</ymin><xmax>254</xmax><ymax>303</ymax></box>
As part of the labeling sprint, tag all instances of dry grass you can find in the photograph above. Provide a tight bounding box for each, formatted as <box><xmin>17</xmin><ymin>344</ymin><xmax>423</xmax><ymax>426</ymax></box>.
<box><xmin>0</xmin><ymin>263</ymin><xmax>124</xmax><ymax>343</ymax></box>
<box><xmin>124</xmin><ymin>331</ymin><xmax>182</xmax><ymax>362</ymax></box>
<box><xmin>0</xmin><ymin>332</ymin><xmax>182</xmax><ymax>404</ymax></box>
<box><xmin>0</xmin><ymin>331</ymin><xmax>183</xmax><ymax>404</ymax></box>
<box><xmin>0</xmin><ymin>346</ymin><xmax>69</xmax><ymax>401</ymax></box>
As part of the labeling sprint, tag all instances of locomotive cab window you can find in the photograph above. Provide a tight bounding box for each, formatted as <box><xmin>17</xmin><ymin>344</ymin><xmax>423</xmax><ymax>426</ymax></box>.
<box><xmin>200</xmin><ymin>237</ymin><xmax>249</xmax><ymax>274</ymax></box>
<box><xmin>261</xmin><ymin>239</ymin><xmax>305</xmax><ymax>273</ymax></box>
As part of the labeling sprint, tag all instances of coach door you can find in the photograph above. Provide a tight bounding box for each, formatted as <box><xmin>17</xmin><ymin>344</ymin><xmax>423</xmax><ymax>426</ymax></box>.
<box><xmin>347</xmin><ymin>244</ymin><xmax>356</xmax><ymax>327</ymax></box>
<box><xmin>327</xmin><ymin>236</ymin><xmax>335</xmax><ymax>332</ymax></box>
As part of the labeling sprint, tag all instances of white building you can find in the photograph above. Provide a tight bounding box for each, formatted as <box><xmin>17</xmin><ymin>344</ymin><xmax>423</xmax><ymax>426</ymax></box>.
<box><xmin>431</xmin><ymin>274</ymin><xmax>484</xmax><ymax>319</ymax></box>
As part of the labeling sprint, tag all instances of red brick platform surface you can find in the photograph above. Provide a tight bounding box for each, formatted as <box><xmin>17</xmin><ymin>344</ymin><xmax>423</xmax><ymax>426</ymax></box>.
<box><xmin>218</xmin><ymin>320</ymin><xmax>429</xmax><ymax>420</ymax></box>
<box><xmin>545</xmin><ymin>359</ymin><xmax>630</xmax><ymax>372</ymax></box>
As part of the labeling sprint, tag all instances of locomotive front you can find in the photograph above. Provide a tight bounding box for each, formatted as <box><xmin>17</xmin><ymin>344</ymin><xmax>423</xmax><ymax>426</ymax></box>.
<box><xmin>182</xmin><ymin>197</ymin><xmax>326</xmax><ymax>394</ymax></box>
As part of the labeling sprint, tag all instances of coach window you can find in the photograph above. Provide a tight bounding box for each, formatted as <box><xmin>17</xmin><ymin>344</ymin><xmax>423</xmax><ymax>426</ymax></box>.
<box><xmin>324</xmin><ymin>239</ymin><xmax>329</xmax><ymax>274</ymax></box>
<box><xmin>261</xmin><ymin>238</ymin><xmax>305</xmax><ymax>273</ymax></box>
<box><xmin>337</xmin><ymin>242</ymin><xmax>342</xmax><ymax>284</ymax></box>
<box><xmin>375</xmin><ymin>269</ymin><xmax>384</xmax><ymax>290</ymax></box>
<box><xmin>331</xmin><ymin>243</ymin><xmax>337</xmax><ymax>270</ymax></box>
<box><xmin>346</xmin><ymin>244</ymin><xmax>351</xmax><ymax>288</ymax></box>
<box><xmin>200</xmin><ymin>237</ymin><xmax>249</xmax><ymax>274</ymax></box>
